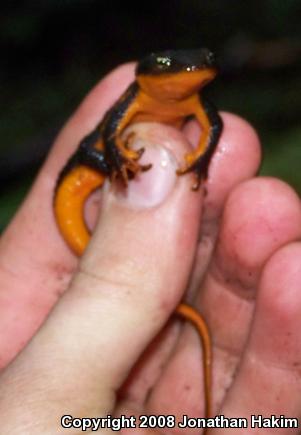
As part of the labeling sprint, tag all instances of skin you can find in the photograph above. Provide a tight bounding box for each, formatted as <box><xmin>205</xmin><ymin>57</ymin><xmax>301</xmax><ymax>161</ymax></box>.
<box><xmin>0</xmin><ymin>63</ymin><xmax>301</xmax><ymax>434</ymax></box>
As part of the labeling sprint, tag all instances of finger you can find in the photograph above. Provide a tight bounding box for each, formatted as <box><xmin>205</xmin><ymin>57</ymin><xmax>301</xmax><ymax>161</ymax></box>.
<box><xmin>0</xmin><ymin>63</ymin><xmax>136</xmax><ymax>368</ymax></box>
<box><xmin>0</xmin><ymin>122</ymin><xmax>207</xmax><ymax>432</ymax></box>
<box><xmin>210</xmin><ymin>241</ymin><xmax>301</xmax><ymax>434</ymax></box>
<box><xmin>203</xmin><ymin>178</ymin><xmax>301</xmax><ymax>407</ymax></box>
<box><xmin>194</xmin><ymin>179</ymin><xmax>301</xmax><ymax>410</ymax></box>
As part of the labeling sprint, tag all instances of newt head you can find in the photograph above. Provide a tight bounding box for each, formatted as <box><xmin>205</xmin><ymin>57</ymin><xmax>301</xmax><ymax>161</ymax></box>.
<box><xmin>136</xmin><ymin>49</ymin><xmax>218</xmax><ymax>101</ymax></box>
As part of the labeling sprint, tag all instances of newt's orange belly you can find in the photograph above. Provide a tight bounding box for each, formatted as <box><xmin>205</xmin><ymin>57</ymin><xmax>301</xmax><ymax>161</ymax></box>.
<box><xmin>132</xmin><ymin>112</ymin><xmax>186</xmax><ymax>128</ymax></box>
<box><xmin>132</xmin><ymin>90</ymin><xmax>195</xmax><ymax>128</ymax></box>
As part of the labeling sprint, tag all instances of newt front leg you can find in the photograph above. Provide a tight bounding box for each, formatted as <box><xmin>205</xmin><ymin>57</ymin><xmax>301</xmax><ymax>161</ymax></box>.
<box><xmin>178</xmin><ymin>96</ymin><xmax>223</xmax><ymax>190</ymax></box>
<box><xmin>101</xmin><ymin>83</ymin><xmax>152</xmax><ymax>184</ymax></box>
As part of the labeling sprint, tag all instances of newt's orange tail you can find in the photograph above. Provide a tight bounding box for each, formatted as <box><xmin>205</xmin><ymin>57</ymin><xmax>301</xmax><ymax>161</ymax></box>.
<box><xmin>54</xmin><ymin>165</ymin><xmax>105</xmax><ymax>256</ymax></box>
<box><xmin>176</xmin><ymin>303</ymin><xmax>212</xmax><ymax>418</ymax></box>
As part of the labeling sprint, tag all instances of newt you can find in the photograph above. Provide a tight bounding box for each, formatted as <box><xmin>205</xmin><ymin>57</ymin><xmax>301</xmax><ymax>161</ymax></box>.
<box><xmin>54</xmin><ymin>49</ymin><xmax>223</xmax><ymax>418</ymax></box>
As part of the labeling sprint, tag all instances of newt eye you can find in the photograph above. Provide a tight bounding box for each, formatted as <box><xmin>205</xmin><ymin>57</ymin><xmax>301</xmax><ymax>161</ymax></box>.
<box><xmin>155</xmin><ymin>56</ymin><xmax>172</xmax><ymax>70</ymax></box>
<box><xmin>136</xmin><ymin>52</ymin><xmax>173</xmax><ymax>75</ymax></box>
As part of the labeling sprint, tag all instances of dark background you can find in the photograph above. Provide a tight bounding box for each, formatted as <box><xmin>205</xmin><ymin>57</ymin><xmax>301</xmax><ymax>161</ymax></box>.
<box><xmin>1</xmin><ymin>0</ymin><xmax>301</xmax><ymax>232</ymax></box>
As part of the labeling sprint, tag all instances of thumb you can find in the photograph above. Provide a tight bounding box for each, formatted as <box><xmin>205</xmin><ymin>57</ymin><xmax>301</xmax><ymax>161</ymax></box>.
<box><xmin>0</xmin><ymin>123</ymin><xmax>204</xmax><ymax>431</ymax></box>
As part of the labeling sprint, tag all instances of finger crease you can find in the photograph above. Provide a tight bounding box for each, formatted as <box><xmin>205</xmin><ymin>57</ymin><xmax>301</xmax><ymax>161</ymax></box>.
<box><xmin>77</xmin><ymin>265</ymin><xmax>135</xmax><ymax>294</ymax></box>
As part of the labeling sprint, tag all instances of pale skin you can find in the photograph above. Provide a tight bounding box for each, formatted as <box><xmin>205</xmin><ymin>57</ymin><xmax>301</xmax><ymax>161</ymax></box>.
<box><xmin>0</xmin><ymin>63</ymin><xmax>301</xmax><ymax>435</ymax></box>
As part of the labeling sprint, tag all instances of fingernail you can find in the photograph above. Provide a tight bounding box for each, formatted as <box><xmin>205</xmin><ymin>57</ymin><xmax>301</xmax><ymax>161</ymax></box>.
<box><xmin>113</xmin><ymin>137</ymin><xmax>178</xmax><ymax>208</ymax></box>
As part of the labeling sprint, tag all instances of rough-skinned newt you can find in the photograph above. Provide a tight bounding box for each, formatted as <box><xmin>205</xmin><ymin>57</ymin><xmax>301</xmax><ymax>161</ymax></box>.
<box><xmin>54</xmin><ymin>49</ymin><xmax>223</xmax><ymax>419</ymax></box>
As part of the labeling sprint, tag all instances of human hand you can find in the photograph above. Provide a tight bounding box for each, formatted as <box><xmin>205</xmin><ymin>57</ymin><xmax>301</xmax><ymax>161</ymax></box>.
<box><xmin>0</xmin><ymin>63</ymin><xmax>301</xmax><ymax>434</ymax></box>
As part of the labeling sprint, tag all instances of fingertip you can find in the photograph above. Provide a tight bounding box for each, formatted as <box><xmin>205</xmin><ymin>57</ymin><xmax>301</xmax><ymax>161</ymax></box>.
<box><xmin>220</xmin><ymin>177</ymin><xmax>301</xmax><ymax>272</ymax></box>
<box><xmin>203</xmin><ymin>113</ymin><xmax>262</xmax><ymax>221</ymax></box>
<box><xmin>258</xmin><ymin>241</ymin><xmax>301</xmax><ymax>326</ymax></box>
<box><xmin>214</xmin><ymin>112</ymin><xmax>262</xmax><ymax>180</ymax></box>
<box><xmin>220</xmin><ymin>112</ymin><xmax>261</xmax><ymax>149</ymax></box>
